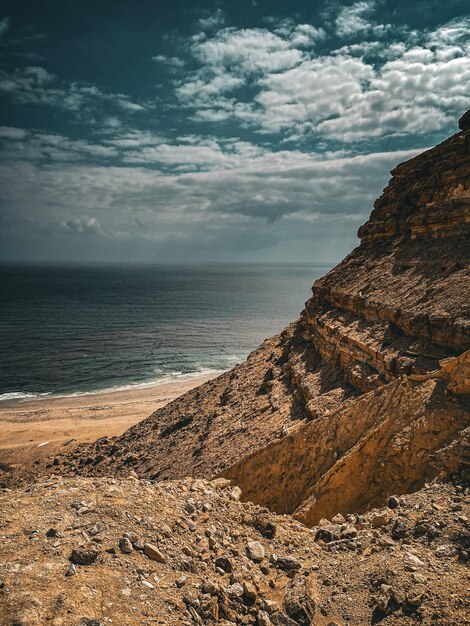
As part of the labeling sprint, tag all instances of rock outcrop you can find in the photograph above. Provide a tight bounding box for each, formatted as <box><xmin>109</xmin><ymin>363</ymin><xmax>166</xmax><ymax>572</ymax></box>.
<box><xmin>36</xmin><ymin>111</ymin><xmax>470</xmax><ymax>525</ymax></box>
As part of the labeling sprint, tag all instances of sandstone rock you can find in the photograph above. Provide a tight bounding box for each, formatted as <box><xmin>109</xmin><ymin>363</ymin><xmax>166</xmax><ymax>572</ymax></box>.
<box><xmin>119</xmin><ymin>537</ymin><xmax>133</xmax><ymax>554</ymax></box>
<box><xmin>371</xmin><ymin>513</ymin><xmax>391</xmax><ymax>528</ymax></box>
<box><xmin>247</xmin><ymin>540</ymin><xmax>265</xmax><ymax>562</ymax></box>
<box><xmin>435</xmin><ymin>544</ymin><xmax>456</xmax><ymax>558</ymax></box>
<box><xmin>226</xmin><ymin>582</ymin><xmax>244</xmax><ymax>599</ymax></box>
<box><xmin>230</xmin><ymin>486</ymin><xmax>242</xmax><ymax>501</ymax></box>
<box><xmin>143</xmin><ymin>543</ymin><xmax>166</xmax><ymax>563</ymax></box>
<box><xmin>71</xmin><ymin>544</ymin><xmax>99</xmax><ymax>565</ymax></box>
<box><xmin>210</xmin><ymin>478</ymin><xmax>232</xmax><ymax>489</ymax></box>
<box><xmin>55</xmin><ymin>112</ymin><xmax>470</xmax><ymax>545</ymax></box>
<box><xmin>403</xmin><ymin>552</ymin><xmax>425</xmax><ymax>570</ymax></box>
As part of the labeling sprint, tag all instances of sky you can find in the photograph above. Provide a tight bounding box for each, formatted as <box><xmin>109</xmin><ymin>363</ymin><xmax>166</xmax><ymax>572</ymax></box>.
<box><xmin>0</xmin><ymin>0</ymin><xmax>469</xmax><ymax>264</ymax></box>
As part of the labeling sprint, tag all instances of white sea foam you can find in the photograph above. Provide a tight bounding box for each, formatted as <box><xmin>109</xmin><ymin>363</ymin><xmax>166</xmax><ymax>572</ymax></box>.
<box><xmin>65</xmin><ymin>367</ymin><xmax>227</xmax><ymax>396</ymax></box>
<box><xmin>0</xmin><ymin>364</ymin><xmax>240</xmax><ymax>404</ymax></box>
<box><xmin>0</xmin><ymin>367</ymin><xmax>227</xmax><ymax>403</ymax></box>
<box><xmin>0</xmin><ymin>391</ymin><xmax>50</xmax><ymax>402</ymax></box>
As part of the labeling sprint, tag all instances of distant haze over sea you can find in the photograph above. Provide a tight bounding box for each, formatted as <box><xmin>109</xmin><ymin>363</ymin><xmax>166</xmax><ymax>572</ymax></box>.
<box><xmin>0</xmin><ymin>263</ymin><xmax>329</xmax><ymax>400</ymax></box>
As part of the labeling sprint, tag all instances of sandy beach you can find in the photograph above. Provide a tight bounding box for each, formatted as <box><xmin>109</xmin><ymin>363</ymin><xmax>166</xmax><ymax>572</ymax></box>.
<box><xmin>0</xmin><ymin>372</ymin><xmax>220</xmax><ymax>466</ymax></box>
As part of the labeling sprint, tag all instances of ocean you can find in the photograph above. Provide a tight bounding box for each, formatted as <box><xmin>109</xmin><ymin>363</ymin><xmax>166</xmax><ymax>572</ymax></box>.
<box><xmin>0</xmin><ymin>263</ymin><xmax>330</xmax><ymax>401</ymax></box>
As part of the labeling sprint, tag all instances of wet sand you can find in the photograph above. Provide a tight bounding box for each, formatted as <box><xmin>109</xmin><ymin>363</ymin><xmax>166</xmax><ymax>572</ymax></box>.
<box><xmin>0</xmin><ymin>372</ymin><xmax>220</xmax><ymax>466</ymax></box>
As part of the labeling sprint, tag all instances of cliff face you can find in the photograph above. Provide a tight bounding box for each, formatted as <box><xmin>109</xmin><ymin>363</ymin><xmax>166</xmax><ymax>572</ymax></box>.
<box><xmin>54</xmin><ymin>112</ymin><xmax>470</xmax><ymax>523</ymax></box>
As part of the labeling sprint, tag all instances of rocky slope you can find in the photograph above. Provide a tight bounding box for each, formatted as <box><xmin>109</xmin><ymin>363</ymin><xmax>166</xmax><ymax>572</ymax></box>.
<box><xmin>1</xmin><ymin>476</ymin><xmax>469</xmax><ymax>626</ymax></box>
<box><xmin>40</xmin><ymin>112</ymin><xmax>470</xmax><ymax>525</ymax></box>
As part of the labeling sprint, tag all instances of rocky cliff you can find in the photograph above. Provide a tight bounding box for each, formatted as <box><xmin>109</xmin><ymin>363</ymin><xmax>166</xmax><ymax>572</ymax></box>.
<box><xmin>45</xmin><ymin>111</ymin><xmax>470</xmax><ymax>525</ymax></box>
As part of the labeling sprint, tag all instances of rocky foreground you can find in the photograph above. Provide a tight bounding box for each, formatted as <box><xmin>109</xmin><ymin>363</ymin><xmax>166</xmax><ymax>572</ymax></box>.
<box><xmin>0</xmin><ymin>476</ymin><xmax>469</xmax><ymax>626</ymax></box>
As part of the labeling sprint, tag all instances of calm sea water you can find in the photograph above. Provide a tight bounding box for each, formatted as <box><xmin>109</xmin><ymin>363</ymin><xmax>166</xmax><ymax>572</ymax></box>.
<box><xmin>0</xmin><ymin>263</ymin><xmax>329</xmax><ymax>400</ymax></box>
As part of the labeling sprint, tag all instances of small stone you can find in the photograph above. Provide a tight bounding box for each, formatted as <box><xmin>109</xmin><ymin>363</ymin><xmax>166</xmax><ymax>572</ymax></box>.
<box><xmin>141</xmin><ymin>580</ymin><xmax>154</xmax><ymax>589</ymax></box>
<box><xmin>247</xmin><ymin>540</ymin><xmax>265</xmax><ymax>562</ymax></box>
<box><xmin>201</xmin><ymin>580</ymin><xmax>218</xmax><ymax>594</ymax></box>
<box><xmin>403</xmin><ymin>552</ymin><xmax>425</xmax><ymax>570</ymax></box>
<box><xmin>215</xmin><ymin>555</ymin><xmax>233</xmax><ymax>573</ymax></box>
<box><xmin>185</xmin><ymin>502</ymin><xmax>196</xmax><ymax>515</ymax></box>
<box><xmin>387</xmin><ymin>495</ymin><xmax>400</xmax><ymax>509</ymax></box>
<box><xmin>160</xmin><ymin>525</ymin><xmax>172</xmax><ymax>538</ymax></box>
<box><xmin>71</xmin><ymin>544</ymin><xmax>99</xmax><ymax>565</ymax></box>
<box><xmin>284</xmin><ymin>578</ymin><xmax>316</xmax><ymax>626</ymax></box>
<box><xmin>331</xmin><ymin>513</ymin><xmax>345</xmax><ymax>524</ymax></box>
<box><xmin>275</xmin><ymin>556</ymin><xmax>301</xmax><ymax>574</ymax></box>
<box><xmin>391</xmin><ymin>587</ymin><xmax>406</xmax><ymax>605</ymax></box>
<box><xmin>144</xmin><ymin>543</ymin><xmax>166</xmax><ymax>563</ymax></box>
<box><xmin>371</xmin><ymin>513</ymin><xmax>391</xmax><ymax>527</ymax></box>
<box><xmin>435</xmin><ymin>544</ymin><xmax>456</xmax><ymax>558</ymax></box>
<box><xmin>270</xmin><ymin>611</ymin><xmax>297</xmax><ymax>625</ymax></box>
<box><xmin>253</xmin><ymin>515</ymin><xmax>277</xmax><ymax>539</ymax></box>
<box><xmin>258</xmin><ymin>610</ymin><xmax>272</xmax><ymax>626</ymax></box>
<box><xmin>176</xmin><ymin>576</ymin><xmax>187</xmax><ymax>588</ymax></box>
<box><xmin>315</xmin><ymin>525</ymin><xmax>341</xmax><ymax>543</ymax></box>
<box><xmin>263</xmin><ymin>599</ymin><xmax>281</xmax><ymax>614</ymax></box>
<box><xmin>65</xmin><ymin>564</ymin><xmax>76</xmax><ymax>577</ymax></box>
<box><xmin>123</xmin><ymin>531</ymin><xmax>139</xmax><ymax>544</ymax></box>
<box><xmin>341</xmin><ymin>525</ymin><xmax>357</xmax><ymax>539</ymax></box>
<box><xmin>373</xmin><ymin>585</ymin><xmax>392</xmax><ymax>613</ymax></box>
<box><xmin>210</xmin><ymin>478</ymin><xmax>232</xmax><ymax>489</ymax></box>
<box><xmin>119</xmin><ymin>537</ymin><xmax>133</xmax><ymax>554</ymax></box>
<box><xmin>243</xmin><ymin>581</ymin><xmax>258</xmax><ymax>603</ymax></box>
<box><xmin>227</xmin><ymin>582</ymin><xmax>244</xmax><ymax>598</ymax></box>
<box><xmin>391</xmin><ymin>519</ymin><xmax>408</xmax><ymax>540</ymax></box>
<box><xmin>406</xmin><ymin>585</ymin><xmax>425</xmax><ymax>607</ymax></box>
<box><xmin>230</xmin><ymin>486</ymin><xmax>242</xmax><ymax>501</ymax></box>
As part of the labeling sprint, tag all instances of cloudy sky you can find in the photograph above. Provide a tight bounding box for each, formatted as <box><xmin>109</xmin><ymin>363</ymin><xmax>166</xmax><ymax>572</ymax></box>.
<box><xmin>0</xmin><ymin>0</ymin><xmax>469</xmax><ymax>263</ymax></box>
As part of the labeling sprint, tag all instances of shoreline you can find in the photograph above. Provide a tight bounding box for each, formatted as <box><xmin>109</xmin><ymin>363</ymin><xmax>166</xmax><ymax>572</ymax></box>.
<box><xmin>0</xmin><ymin>368</ymin><xmax>227</xmax><ymax>406</ymax></box>
<box><xmin>0</xmin><ymin>370</ymin><xmax>221</xmax><ymax>465</ymax></box>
